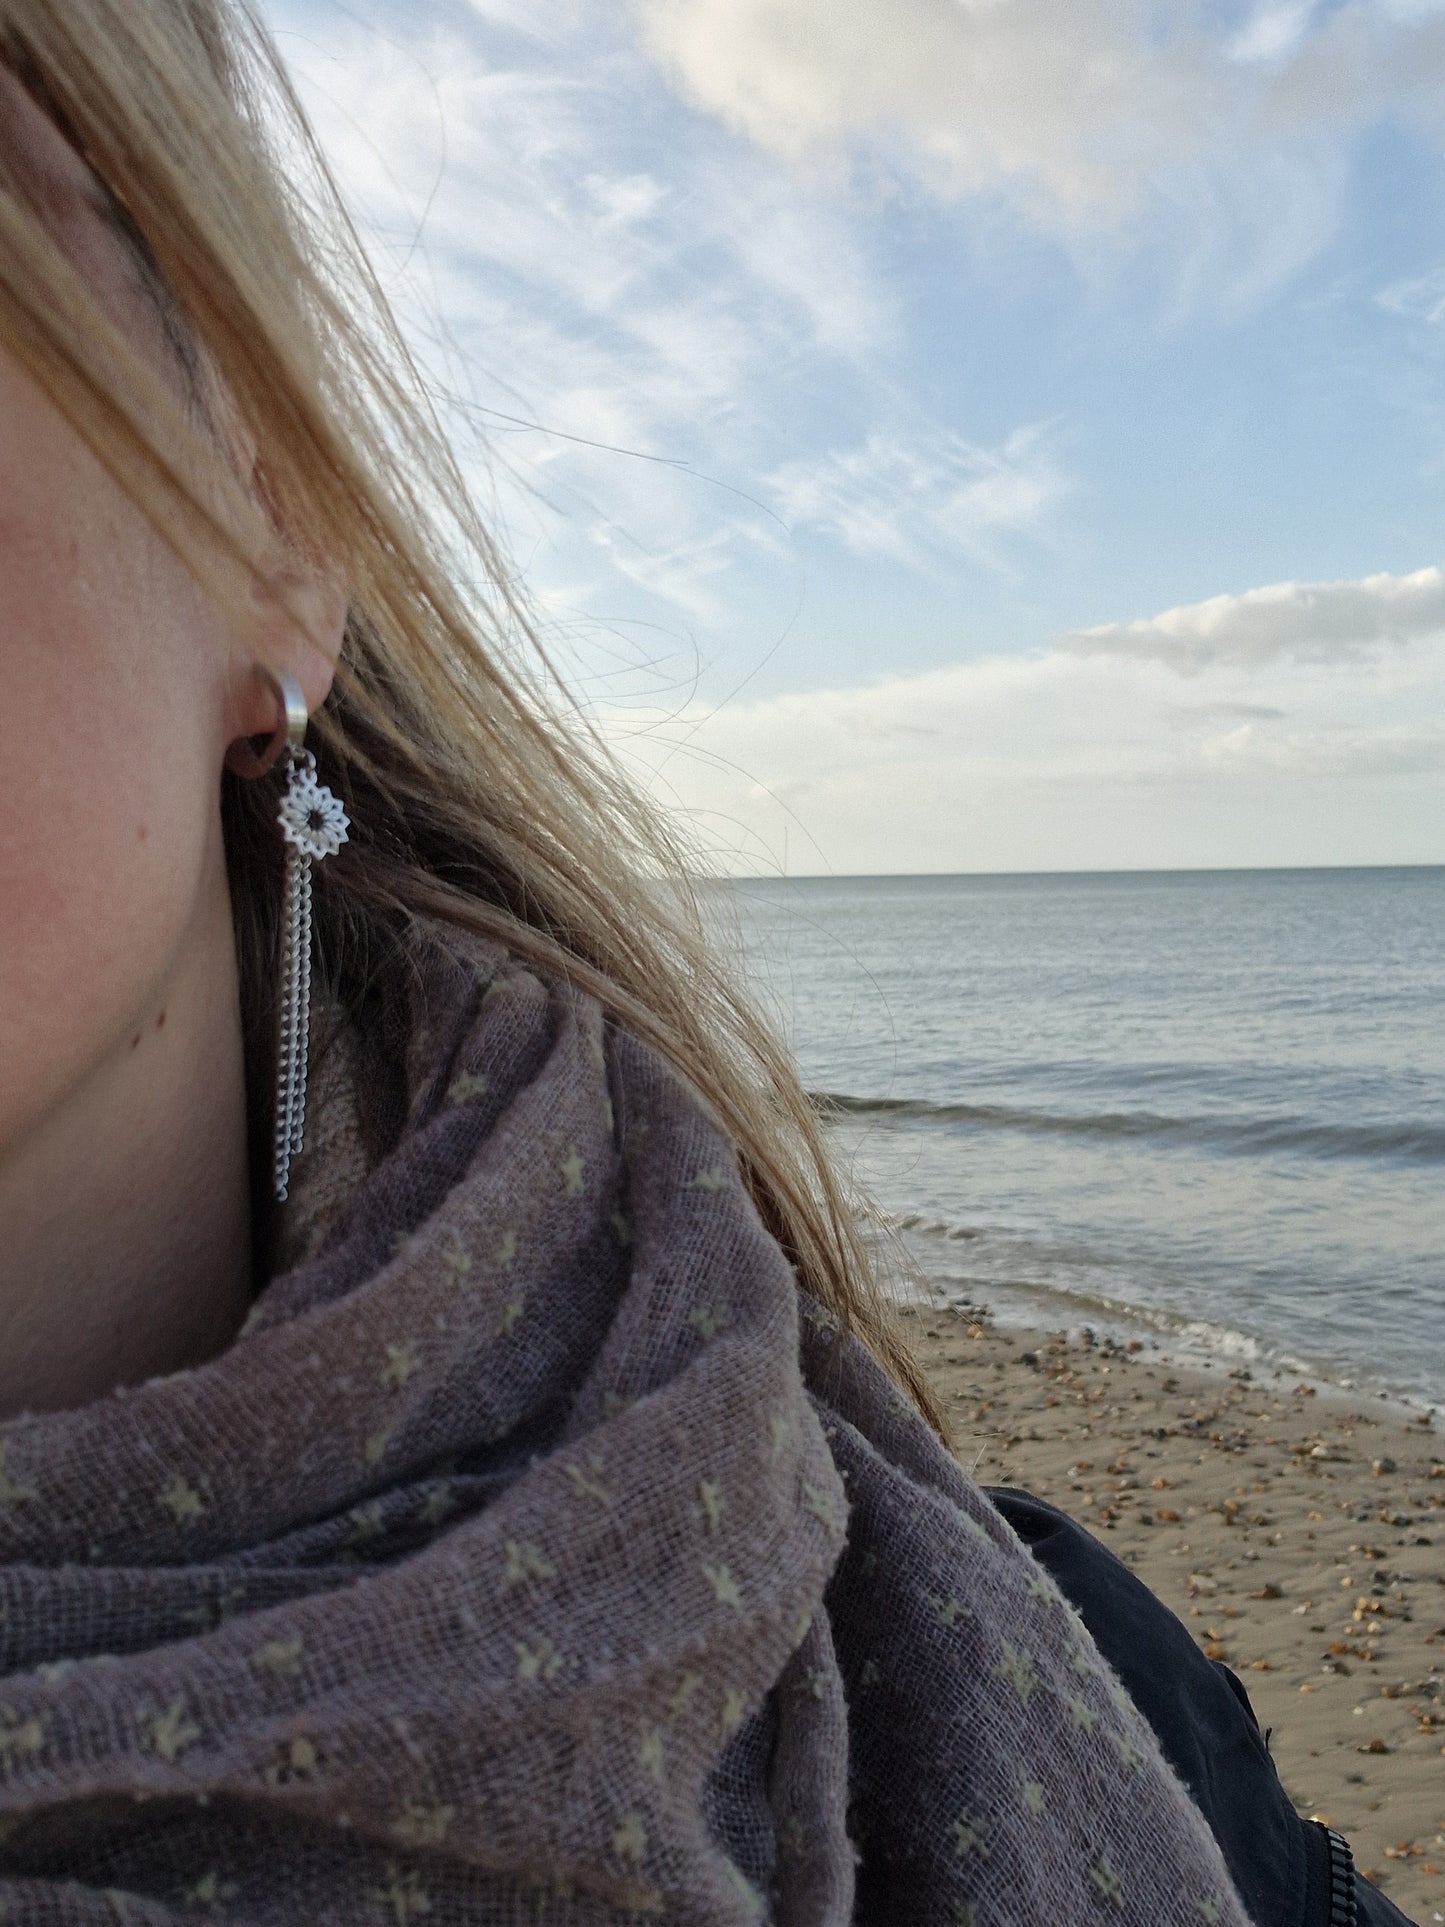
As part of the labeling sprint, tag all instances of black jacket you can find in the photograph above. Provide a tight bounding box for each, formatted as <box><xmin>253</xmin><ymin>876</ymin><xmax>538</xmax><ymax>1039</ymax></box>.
<box><xmin>987</xmin><ymin>1488</ymin><xmax>1417</xmax><ymax>1927</ymax></box>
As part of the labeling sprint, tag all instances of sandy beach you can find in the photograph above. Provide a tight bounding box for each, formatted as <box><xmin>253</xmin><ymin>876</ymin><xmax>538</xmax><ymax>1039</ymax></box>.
<box><xmin>909</xmin><ymin>1303</ymin><xmax>1445</xmax><ymax>1924</ymax></box>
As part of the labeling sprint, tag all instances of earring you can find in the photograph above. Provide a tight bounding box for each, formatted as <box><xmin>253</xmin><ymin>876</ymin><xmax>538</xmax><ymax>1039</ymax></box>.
<box><xmin>226</xmin><ymin>668</ymin><xmax>349</xmax><ymax>1201</ymax></box>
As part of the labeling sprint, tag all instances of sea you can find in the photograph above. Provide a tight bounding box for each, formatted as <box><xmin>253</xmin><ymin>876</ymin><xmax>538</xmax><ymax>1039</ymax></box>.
<box><xmin>712</xmin><ymin>868</ymin><xmax>1445</xmax><ymax>1410</ymax></box>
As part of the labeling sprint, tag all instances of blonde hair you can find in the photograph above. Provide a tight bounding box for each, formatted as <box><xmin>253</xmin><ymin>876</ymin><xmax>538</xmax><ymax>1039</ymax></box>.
<box><xmin>0</xmin><ymin>0</ymin><xmax>946</xmax><ymax>1436</ymax></box>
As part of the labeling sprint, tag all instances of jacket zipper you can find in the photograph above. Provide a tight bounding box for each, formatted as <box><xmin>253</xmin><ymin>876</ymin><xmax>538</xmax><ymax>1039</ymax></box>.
<box><xmin>1319</xmin><ymin>1824</ymin><xmax>1358</xmax><ymax>1927</ymax></box>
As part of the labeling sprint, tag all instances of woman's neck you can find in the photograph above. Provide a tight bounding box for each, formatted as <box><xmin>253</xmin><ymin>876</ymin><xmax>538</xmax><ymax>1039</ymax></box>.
<box><xmin>0</xmin><ymin>854</ymin><xmax>255</xmax><ymax>1420</ymax></box>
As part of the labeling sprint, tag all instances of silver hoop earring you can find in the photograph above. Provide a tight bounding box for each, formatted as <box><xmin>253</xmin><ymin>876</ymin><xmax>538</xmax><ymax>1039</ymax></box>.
<box><xmin>226</xmin><ymin>668</ymin><xmax>349</xmax><ymax>1201</ymax></box>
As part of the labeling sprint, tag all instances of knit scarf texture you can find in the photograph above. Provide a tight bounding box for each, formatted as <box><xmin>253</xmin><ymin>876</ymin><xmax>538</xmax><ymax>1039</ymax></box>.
<box><xmin>0</xmin><ymin>922</ymin><xmax>1251</xmax><ymax>1925</ymax></box>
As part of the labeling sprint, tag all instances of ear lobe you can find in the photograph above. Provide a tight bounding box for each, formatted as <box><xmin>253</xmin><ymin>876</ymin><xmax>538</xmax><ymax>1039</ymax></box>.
<box><xmin>275</xmin><ymin>556</ymin><xmax>348</xmax><ymax>714</ymax></box>
<box><xmin>230</xmin><ymin>452</ymin><xmax>348</xmax><ymax>735</ymax></box>
<box><xmin>227</xmin><ymin>559</ymin><xmax>347</xmax><ymax>745</ymax></box>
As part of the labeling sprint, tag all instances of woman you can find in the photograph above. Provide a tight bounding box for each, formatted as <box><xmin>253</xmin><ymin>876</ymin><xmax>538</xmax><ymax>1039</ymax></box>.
<box><xmin>0</xmin><ymin>3</ymin><xmax>1321</xmax><ymax>1920</ymax></box>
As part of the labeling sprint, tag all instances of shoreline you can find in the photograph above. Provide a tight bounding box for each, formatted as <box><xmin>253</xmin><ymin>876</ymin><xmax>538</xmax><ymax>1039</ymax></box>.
<box><xmin>885</xmin><ymin>1248</ymin><xmax>1441</xmax><ymax>1421</ymax></box>
<box><xmin>908</xmin><ymin>1302</ymin><xmax>1445</xmax><ymax>1924</ymax></box>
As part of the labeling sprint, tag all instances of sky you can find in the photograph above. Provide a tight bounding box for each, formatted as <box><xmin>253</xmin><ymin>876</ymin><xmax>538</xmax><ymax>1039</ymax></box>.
<box><xmin>263</xmin><ymin>0</ymin><xmax>1445</xmax><ymax>874</ymax></box>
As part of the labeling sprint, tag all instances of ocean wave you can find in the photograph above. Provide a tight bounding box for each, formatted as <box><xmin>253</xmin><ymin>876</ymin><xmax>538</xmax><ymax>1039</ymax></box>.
<box><xmin>903</xmin><ymin>1267</ymin><xmax>1435</xmax><ymax>1410</ymax></box>
<box><xmin>811</xmin><ymin>1090</ymin><xmax>1445</xmax><ymax>1163</ymax></box>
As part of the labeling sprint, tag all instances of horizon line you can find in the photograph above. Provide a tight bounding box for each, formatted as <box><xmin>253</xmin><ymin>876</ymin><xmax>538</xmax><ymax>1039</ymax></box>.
<box><xmin>712</xmin><ymin>860</ymin><xmax>1445</xmax><ymax>882</ymax></box>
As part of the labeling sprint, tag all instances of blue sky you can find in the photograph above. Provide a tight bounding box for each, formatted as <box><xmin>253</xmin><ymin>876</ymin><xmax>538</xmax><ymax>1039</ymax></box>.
<box><xmin>266</xmin><ymin>0</ymin><xmax>1445</xmax><ymax>872</ymax></box>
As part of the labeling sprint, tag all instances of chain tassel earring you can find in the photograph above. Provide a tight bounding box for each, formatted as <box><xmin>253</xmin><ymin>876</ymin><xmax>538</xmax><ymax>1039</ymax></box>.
<box><xmin>226</xmin><ymin>668</ymin><xmax>349</xmax><ymax>1201</ymax></box>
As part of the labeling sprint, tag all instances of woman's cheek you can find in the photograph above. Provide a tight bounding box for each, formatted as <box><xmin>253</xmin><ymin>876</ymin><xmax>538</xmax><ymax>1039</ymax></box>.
<box><xmin>0</xmin><ymin>549</ymin><xmax>220</xmax><ymax>1156</ymax></box>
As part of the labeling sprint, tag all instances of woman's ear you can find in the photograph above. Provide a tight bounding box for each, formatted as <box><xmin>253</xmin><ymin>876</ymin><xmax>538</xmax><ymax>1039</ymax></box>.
<box><xmin>225</xmin><ymin>456</ymin><xmax>348</xmax><ymax>744</ymax></box>
<box><xmin>226</xmin><ymin>560</ymin><xmax>346</xmax><ymax>744</ymax></box>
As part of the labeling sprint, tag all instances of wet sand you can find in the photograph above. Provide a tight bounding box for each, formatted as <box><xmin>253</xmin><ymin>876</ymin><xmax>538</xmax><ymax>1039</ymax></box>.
<box><xmin>908</xmin><ymin>1303</ymin><xmax>1444</xmax><ymax>1924</ymax></box>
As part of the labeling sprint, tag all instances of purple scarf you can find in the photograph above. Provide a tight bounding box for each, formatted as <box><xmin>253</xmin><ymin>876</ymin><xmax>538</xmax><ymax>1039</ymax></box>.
<box><xmin>0</xmin><ymin>923</ymin><xmax>1249</xmax><ymax>1923</ymax></box>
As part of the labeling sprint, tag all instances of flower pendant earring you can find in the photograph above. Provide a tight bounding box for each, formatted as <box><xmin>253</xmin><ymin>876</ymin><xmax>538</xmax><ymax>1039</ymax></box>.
<box><xmin>226</xmin><ymin>667</ymin><xmax>349</xmax><ymax>1201</ymax></box>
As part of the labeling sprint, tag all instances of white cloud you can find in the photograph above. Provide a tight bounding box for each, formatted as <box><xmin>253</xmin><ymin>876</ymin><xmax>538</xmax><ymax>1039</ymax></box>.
<box><xmin>1169</xmin><ymin>700</ymin><xmax>1289</xmax><ymax>721</ymax></box>
<box><xmin>632</xmin><ymin>0</ymin><xmax>1204</xmax><ymax>221</ymax></box>
<box><xmin>1197</xmin><ymin>719</ymin><xmax>1445</xmax><ymax>773</ymax></box>
<box><xmin>1230</xmin><ymin>1</ymin><xmax>1320</xmax><ymax>66</ymax></box>
<box><xmin>1377</xmin><ymin>264</ymin><xmax>1445</xmax><ymax>321</ymax></box>
<box><xmin>766</xmin><ymin>425</ymin><xmax>1067</xmax><ymax>565</ymax></box>
<box><xmin>631</xmin><ymin>0</ymin><xmax>1445</xmax><ymax>284</ymax></box>
<box><xmin>1058</xmin><ymin>566</ymin><xmax>1445</xmax><ymax>672</ymax></box>
<box><xmin>604</xmin><ymin>569</ymin><xmax>1445</xmax><ymax>872</ymax></box>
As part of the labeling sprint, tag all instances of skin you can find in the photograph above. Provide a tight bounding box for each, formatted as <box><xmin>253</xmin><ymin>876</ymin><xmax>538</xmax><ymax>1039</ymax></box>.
<box><xmin>0</xmin><ymin>68</ymin><xmax>344</xmax><ymax>1418</ymax></box>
